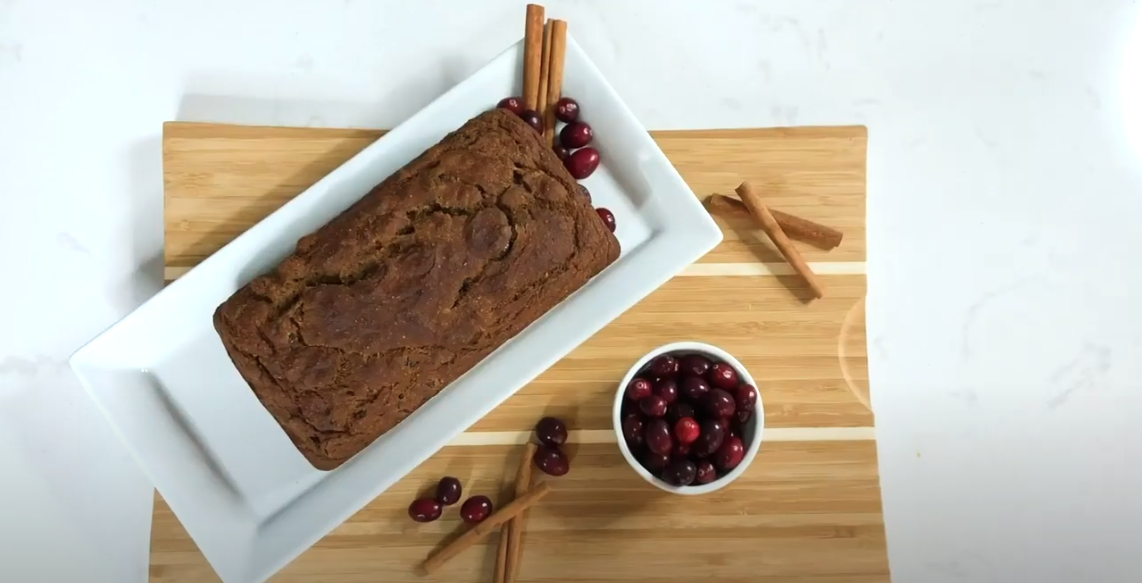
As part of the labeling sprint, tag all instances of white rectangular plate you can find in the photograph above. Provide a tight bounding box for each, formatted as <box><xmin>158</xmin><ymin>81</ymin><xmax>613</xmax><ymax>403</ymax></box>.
<box><xmin>70</xmin><ymin>37</ymin><xmax>721</xmax><ymax>583</ymax></box>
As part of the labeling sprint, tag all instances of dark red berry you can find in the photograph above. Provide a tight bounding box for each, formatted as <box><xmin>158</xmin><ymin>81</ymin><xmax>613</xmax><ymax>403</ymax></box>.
<box><xmin>695</xmin><ymin>460</ymin><xmax>717</xmax><ymax>484</ymax></box>
<box><xmin>519</xmin><ymin>109</ymin><xmax>543</xmax><ymax>133</ymax></box>
<box><xmin>704</xmin><ymin>388</ymin><xmax>737</xmax><ymax>419</ymax></box>
<box><xmin>639</xmin><ymin>395</ymin><xmax>668</xmax><ymax>417</ymax></box>
<box><xmin>736</xmin><ymin>407</ymin><xmax>752</xmax><ymax>424</ymax></box>
<box><xmin>709</xmin><ymin>363</ymin><xmax>739</xmax><ymax>390</ymax></box>
<box><xmin>535</xmin><ymin>416</ymin><xmax>568</xmax><ymax>447</ymax></box>
<box><xmin>644</xmin><ymin>418</ymin><xmax>673</xmax><ymax>455</ymax></box>
<box><xmin>559</xmin><ymin>121</ymin><xmax>593</xmax><ymax>149</ymax></box>
<box><xmin>408</xmin><ymin>498</ymin><xmax>443</xmax><ymax>522</ymax></box>
<box><xmin>555</xmin><ymin>97</ymin><xmax>579</xmax><ymax>123</ymax></box>
<box><xmin>649</xmin><ymin>355</ymin><xmax>680</xmax><ymax>378</ymax></box>
<box><xmin>680</xmin><ymin>354</ymin><xmax>713</xmax><ymax>378</ymax></box>
<box><xmin>435</xmin><ymin>476</ymin><xmax>462</xmax><ymax>506</ymax></box>
<box><xmin>661</xmin><ymin>459</ymin><xmax>697</xmax><ymax>486</ymax></box>
<box><xmin>666</xmin><ymin>401</ymin><xmax>696</xmax><ymax>424</ymax></box>
<box><xmin>654</xmin><ymin>377</ymin><xmax>679</xmax><ymax>404</ymax></box>
<box><xmin>553</xmin><ymin>145</ymin><xmax>570</xmax><ymax>160</ymax></box>
<box><xmin>714</xmin><ymin>436</ymin><xmax>746</xmax><ymax>471</ymax></box>
<box><xmin>735</xmin><ymin>384</ymin><xmax>758</xmax><ymax>414</ymax></box>
<box><xmin>625</xmin><ymin>377</ymin><xmax>653</xmax><ymax>401</ymax></box>
<box><xmin>459</xmin><ymin>495</ymin><xmax>493</xmax><ymax>523</ymax></box>
<box><xmin>578</xmin><ymin>184</ymin><xmax>592</xmax><ymax>201</ymax></box>
<box><xmin>533</xmin><ymin>446</ymin><xmax>570</xmax><ymax>476</ymax></box>
<box><xmin>674</xmin><ymin>417</ymin><xmax>700</xmax><ymax>445</ymax></box>
<box><xmin>641</xmin><ymin>450</ymin><xmax>671</xmax><ymax>471</ymax></box>
<box><xmin>497</xmin><ymin>96</ymin><xmax>525</xmax><ymax>115</ymax></box>
<box><xmin>672</xmin><ymin>441</ymin><xmax>692</xmax><ymax>457</ymax></box>
<box><xmin>681</xmin><ymin>376</ymin><xmax>711</xmax><ymax>402</ymax></box>
<box><xmin>596</xmin><ymin>207</ymin><xmax>616</xmax><ymax>232</ymax></box>
<box><xmin>565</xmin><ymin>147</ymin><xmax>600</xmax><ymax>179</ymax></box>
<box><xmin>693</xmin><ymin>418</ymin><xmax>726</xmax><ymax>456</ymax></box>
<box><xmin>622</xmin><ymin>413</ymin><xmax>644</xmax><ymax>448</ymax></box>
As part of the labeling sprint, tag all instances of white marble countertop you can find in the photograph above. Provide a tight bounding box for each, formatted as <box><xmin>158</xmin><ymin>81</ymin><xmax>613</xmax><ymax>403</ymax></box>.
<box><xmin>1</xmin><ymin>1</ymin><xmax>1139</xmax><ymax>582</ymax></box>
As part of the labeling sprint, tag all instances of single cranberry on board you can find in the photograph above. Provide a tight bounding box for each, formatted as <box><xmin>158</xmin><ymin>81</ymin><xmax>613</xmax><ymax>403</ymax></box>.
<box><xmin>555</xmin><ymin>97</ymin><xmax>579</xmax><ymax>123</ymax></box>
<box><xmin>666</xmin><ymin>401</ymin><xmax>696</xmax><ymax>424</ymax></box>
<box><xmin>654</xmin><ymin>377</ymin><xmax>679</xmax><ymax>404</ymax></box>
<box><xmin>408</xmin><ymin>498</ymin><xmax>443</xmax><ymax>523</ymax></box>
<box><xmin>694</xmin><ymin>460</ymin><xmax>717</xmax><ymax>484</ymax></box>
<box><xmin>704</xmin><ymin>388</ymin><xmax>737</xmax><ymax>419</ymax></box>
<box><xmin>639</xmin><ymin>394</ymin><xmax>668</xmax><ymax>417</ymax></box>
<box><xmin>560</xmin><ymin>121</ymin><xmax>594</xmax><ymax>148</ymax></box>
<box><xmin>661</xmin><ymin>458</ymin><xmax>697</xmax><ymax>487</ymax></box>
<box><xmin>693</xmin><ymin>418</ymin><xmax>726</xmax><ymax>457</ymax></box>
<box><xmin>535</xmin><ymin>416</ymin><xmax>568</xmax><ymax>447</ymax></box>
<box><xmin>681</xmin><ymin>376</ymin><xmax>711</xmax><ymax>402</ymax></box>
<box><xmin>533</xmin><ymin>446</ymin><xmax>570</xmax><ymax>476</ymax></box>
<box><xmin>644</xmin><ymin>418</ymin><xmax>673</xmax><ymax>455</ymax></box>
<box><xmin>596</xmin><ymin>207</ymin><xmax>616</xmax><ymax>232</ymax></box>
<box><xmin>519</xmin><ymin>109</ymin><xmax>544</xmax><ymax>133</ymax></box>
<box><xmin>649</xmin><ymin>354</ymin><xmax>680</xmax><ymax>378</ymax></box>
<box><xmin>625</xmin><ymin>377</ymin><xmax>653</xmax><ymax>401</ymax></box>
<box><xmin>674</xmin><ymin>417</ymin><xmax>700</xmax><ymax>445</ymax></box>
<box><xmin>434</xmin><ymin>476</ymin><xmax>462</xmax><ymax>506</ymax></box>
<box><xmin>622</xmin><ymin>414</ymin><xmax>645</xmax><ymax>447</ymax></box>
<box><xmin>641</xmin><ymin>450</ymin><xmax>671</xmax><ymax>471</ymax></box>
<box><xmin>496</xmin><ymin>96</ymin><xmax>525</xmax><ymax>116</ymax></box>
<box><xmin>680</xmin><ymin>354</ymin><xmax>713</xmax><ymax>378</ymax></box>
<box><xmin>714</xmin><ymin>436</ymin><xmax>746</xmax><ymax>471</ymax></box>
<box><xmin>459</xmin><ymin>495</ymin><xmax>493</xmax><ymax>523</ymax></box>
<box><xmin>565</xmin><ymin>147</ymin><xmax>600</xmax><ymax>179</ymax></box>
<box><xmin>709</xmin><ymin>362</ymin><xmax>739</xmax><ymax>390</ymax></box>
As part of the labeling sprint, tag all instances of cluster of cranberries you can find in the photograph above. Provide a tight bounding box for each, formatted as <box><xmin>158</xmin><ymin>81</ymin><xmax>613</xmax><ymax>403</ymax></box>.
<box><xmin>532</xmin><ymin>416</ymin><xmax>571</xmax><ymax>476</ymax></box>
<box><xmin>496</xmin><ymin>96</ymin><xmax>615</xmax><ymax>234</ymax></box>
<box><xmin>621</xmin><ymin>352</ymin><xmax>758</xmax><ymax>487</ymax></box>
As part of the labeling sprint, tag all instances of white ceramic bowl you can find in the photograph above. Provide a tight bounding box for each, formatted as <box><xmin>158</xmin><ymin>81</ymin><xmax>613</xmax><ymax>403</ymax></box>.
<box><xmin>612</xmin><ymin>341</ymin><xmax>765</xmax><ymax>495</ymax></box>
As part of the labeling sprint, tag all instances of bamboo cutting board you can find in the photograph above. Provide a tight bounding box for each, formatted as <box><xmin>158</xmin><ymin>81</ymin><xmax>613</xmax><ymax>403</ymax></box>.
<box><xmin>155</xmin><ymin>122</ymin><xmax>885</xmax><ymax>583</ymax></box>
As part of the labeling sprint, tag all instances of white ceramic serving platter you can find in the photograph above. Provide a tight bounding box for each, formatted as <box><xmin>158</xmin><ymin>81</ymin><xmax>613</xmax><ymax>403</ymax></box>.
<box><xmin>70</xmin><ymin>36</ymin><xmax>721</xmax><ymax>583</ymax></box>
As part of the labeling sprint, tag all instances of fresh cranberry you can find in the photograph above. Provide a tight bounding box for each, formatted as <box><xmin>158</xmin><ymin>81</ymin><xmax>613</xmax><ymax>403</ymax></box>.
<box><xmin>460</xmin><ymin>495</ymin><xmax>493</xmax><ymax>523</ymax></box>
<box><xmin>625</xmin><ymin>377</ymin><xmax>653</xmax><ymax>401</ymax></box>
<box><xmin>654</xmin><ymin>378</ymin><xmax>679</xmax><ymax>404</ymax></box>
<box><xmin>644</xmin><ymin>418</ymin><xmax>673</xmax><ymax>455</ymax></box>
<box><xmin>553</xmin><ymin>145</ymin><xmax>570</xmax><ymax>160</ymax></box>
<box><xmin>408</xmin><ymin>498</ymin><xmax>443</xmax><ymax>523</ymax></box>
<box><xmin>435</xmin><ymin>477</ymin><xmax>462</xmax><ymax>506</ymax></box>
<box><xmin>709</xmin><ymin>363</ymin><xmax>739</xmax><ymax>390</ymax></box>
<box><xmin>680</xmin><ymin>354</ymin><xmax>713</xmax><ymax>378</ymax></box>
<box><xmin>672</xmin><ymin>441</ymin><xmax>692</xmax><ymax>457</ymax></box>
<box><xmin>596</xmin><ymin>207</ymin><xmax>616</xmax><ymax>232</ymax></box>
<box><xmin>555</xmin><ymin>97</ymin><xmax>579</xmax><ymax>123</ymax></box>
<box><xmin>559</xmin><ymin>121</ymin><xmax>593</xmax><ymax>148</ymax></box>
<box><xmin>639</xmin><ymin>395</ymin><xmax>668</xmax><ymax>417</ymax></box>
<box><xmin>693</xmin><ymin>418</ymin><xmax>726</xmax><ymax>456</ymax></box>
<box><xmin>622</xmin><ymin>413</ymin><xmax>644</xmax><ymax>448</ymax></box>
<box><xmin>535</xmin><ymin>416</ymin><xmax>568</xmax><ymax>447</ymax></box>
<box><xmin>661</xmin><ymin>459</ymin><xmax>697</xmax><ymax>486</ymax></box>
<box><xmin>735</xmin><ymin>384</ymin><xmax>757</xmax><ymax>414</ymax></box>
<box><xmin>533</xmin><ymin>446</ymin><xmax>570</xmax><ymax>476</ymax></box>
<box><xmin>674</xmin><ymin>417</ymin><xmax>700</xmax><ymax>445</ymax></box>
<box><xmin>736</xmin><ymin>407</ymin><xmax>753</xmax><ymax>424</ymax></box>
<box><xmin>713</xmin><ymin>436</ymin><xmax>746</xmax><ymax>471</ymax></box>
<box><xmin>694</xmin><ymin>460</ymin><xmax>717</xmax><ymax>484</ymax></box>
<box><xmin>681</xmin><ymin>376</ymin><xmax>711</xmax><ymax>402</ymax></box>
<box><xmin>564</xmin><ymin>147</ymin><xmax>600</xmax><ymax>179</ymax></box>
<box><xmin>666</xmin><ymin>401</ymin><xmax>696</xmax><ymax>424</ymax></box>
<box><xmin>497</xmin><ymin>96</ymin><xmax>525</xmax><ymax>115</ymax></box>
<box><xmin>704</xmin><ymin>388</ymin><xmax>737</xmax><ymax>419</ymax></box>
<box><xmin>649</xmin><ymin>355</ymin><xmax>680</xmax><ymax>378</ymax></box>
<box><xmin>519</xmin><ymin>109</ymin><xmax>543</xmax><ymax>133</ymax></box>
<box><xmin>641</xmin><ymin>450</ymin><xmax>671</xmax><ymax>471</ymax></box>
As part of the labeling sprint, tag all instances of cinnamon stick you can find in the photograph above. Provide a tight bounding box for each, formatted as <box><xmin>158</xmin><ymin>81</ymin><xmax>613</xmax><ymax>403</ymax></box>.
<box><xmin>735</xmin><ymin>182</ymin><xmax>826</xmax><ymax>299</ymax></box>
<box><xmin>543</xmin><ymin>20</ymin><xmax>568</xmax><ymax>146</ymax></box>
<box><xmin>536</xmin><ymin>21</ymin><xmax>553</xmax><ymax>131</ymax></box>
<box><xmin>421</xmin><ymin>481</ymin><xmax>553</xmax><ymax>575</ymax></box>
<box><xmin>523</xmin><ymin>5</ymin><xmax>545</xmax><ymax>110</ymax></box>
<box><xmin>493</xmin><ymin>526</ymin><xmax>510</xmax><ymax>583</ymax></box>
<box><xmin>705</xmin><ymin>193</ymin><xmax>843</xmax><ymax>250</ymax></box>
<box><xmin>505</xmin><ymin>443</ymin><xmax>537</xmax><ymax>582</ymax></box>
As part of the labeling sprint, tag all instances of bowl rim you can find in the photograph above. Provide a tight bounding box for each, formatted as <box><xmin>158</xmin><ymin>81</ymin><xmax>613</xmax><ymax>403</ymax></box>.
<box><xmin>612</xmin><ymin>341</ymin><xmax>765</xmax><ymax>495</ymax></box>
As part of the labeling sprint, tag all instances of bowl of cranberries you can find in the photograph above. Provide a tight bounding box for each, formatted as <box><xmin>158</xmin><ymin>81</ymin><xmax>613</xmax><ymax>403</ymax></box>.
<box><xmin>613</xmin><ymin>342</ymin><xmax>764</xmax><ymax>494</ymax></box>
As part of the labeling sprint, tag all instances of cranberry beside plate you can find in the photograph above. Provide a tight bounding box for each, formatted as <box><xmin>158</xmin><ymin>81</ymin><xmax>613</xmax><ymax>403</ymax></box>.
<box><xmin>612</xmin><ymin>342</ymin><xmax>765</xmax><ymax>495</ymax></box>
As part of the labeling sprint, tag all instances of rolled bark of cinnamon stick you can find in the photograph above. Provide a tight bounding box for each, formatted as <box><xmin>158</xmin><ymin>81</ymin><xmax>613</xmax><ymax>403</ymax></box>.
<box><xmin>523</xmin><ymin>5</ymin><xmax>545</xmax><ymax>110</ymax></box>
<box><xmin>505</xmin><ymin>443</ymin><xmax>537</xmax><ymax>582</ymax></box>
<box><xmin>543</xmin><ymin>20</ymin><xmax>568</xmax><ymax>146</ymax></box>
<box><xmin>735</xmin><ymin>182</ymin><xmax>826</xmax><ymax>299</ymax></box>
<box><xmin>706</xmin><ymin>193</ymin><xmax>843</xmax><ymax>250</ymax></box>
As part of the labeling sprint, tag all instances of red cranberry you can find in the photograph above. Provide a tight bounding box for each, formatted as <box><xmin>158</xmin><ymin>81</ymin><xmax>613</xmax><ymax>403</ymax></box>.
<box><xmin>533</xmin><ymin>446</ymin><xmax>570</xmax><ymax>476</ymax></box>
<box><xmin>535</xmin><ymin>416</ymin><xmax>568</xmax><ymax>447</ymax></box>
<box><xmin>672</xmin><ymin>441</ymin><xmax>692</xmax><ymax>457</ymax></box>
<box><xmin>680</xmin><ymin>354</ymin><xmax>713</xmax><ymax>378</ymax></box>
<box><xmin>693</xmin><ymin>418</ymin><xmax>726</xmax><ymax>456</ymax></box>
<box><xmin>553</xmin><ymin>145</ymin><xmax>570</xmax><ymax>160</ymax></box>
<box><xmin>435</xmin><ymin>476</ymin><xmax>462</xmax><ymax>506</ymax></box>
<box><xmin>714</xmin><ymin>436</ymin><xmax>746</xmax><ymax>471</ymax></box>
<box><xmin>681</xmin><ymin>376</ymin><xmax>711</xmax><ymax>402</ymax></box>
<box><xmin>559</xmin><ymin>121</ymin><xmax>593</xmax><ymax>148</ymax></box>
<box><xmin>709</xmin><ymin>363</ymin><xmax>739</xmax><ymax>390</ymax></box>
<box><xmin>674</xmin><ymin>417</ymin><xmax>700</xmax><ymax>445</ymax></box>
<box><xmin>638</xmin><ymin>395</ymin><xmax>668</xmax><ymax>417</ymax></box>
<box><xmin>596</xmin><ymin>207</ymin><xmax>616</xmax><ymax>232</ymax></box>
<box><xmin>735</xmin><ymin>383</ymin><xmax>758</xmax><ymax>412</ymax></box>
<box><xmin>625</xmin><ymin>377</ymin><xmax>653</xmax><ymax>401</ymax></box>
<box><xmin>497</xmin><ymin>96</ymin><xmax>525</xmax><ymax>115</ymax></box>
<box><xmin>459</xmin><ymin>495</ymin><xmax>493</xmax><ymax>523</ymax></box>
<box><xmin>641</xmin><ymin>450</ymin><xmax>670</xmax><ymax>471</ymax></box>
<box><xmin>704</xmin><ymin>388</ymin><xmax>737</xmax><ymax>419</ymax></box>
<box><xmin>736</xmin><ymin>407</ymin><xmax>753</xmax><ymax>424</ymax></box>
<box><xmin>649</xmin><ymin>354</ymin><xmax>680</xmax><ymax>378</ymax></box>
<box><xmin>622</xmin><ymin>413</ymin><xmax>644</xmax><ymax>448</ymax></box>
<box><xmin>555</xmin><ymin>97</ymin><xmax>579</xmax><ymax>123</ymax></box>
<box><xmin>408</xmin><ymin>498</ymin><xmax>442</xmax><ymax>523</ymax></box>
<box><xmin>661</xmin><ymin>459</ymin><xmax>697</xmax><ymax>486</ymax></box>
<box><xmin>519</xmin><ymin>109</ymin><xmax>543</xmax><ymax>133</ymax></box>
<box><xmin>694</xmin><ymin>460</ymin><xmax>717</xmax><ymax>484</ymax></box>
<box><xmin>654</xmin><ymin>378</ymin><xmax>679</xmax><ymax>404</ymax></box>
<box><xmin>666</xmin><ymin>401</ymin><xmax>696</xmax><ymax>424</ymax></box>
<box><xmin>564</xmin><ymin>147</ymin><xmax>600</xmax><ymax>179</ymax></box>
<box><xmin>644</xmin><ymin>418</ymin><xmax>673</xmax><ymax>455</ymax></box>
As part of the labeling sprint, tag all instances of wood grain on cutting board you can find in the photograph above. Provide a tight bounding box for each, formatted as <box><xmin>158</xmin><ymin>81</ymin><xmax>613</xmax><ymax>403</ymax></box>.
<box><xmin>157</xmin><ymin>122</ymin><xmax>883</xmax><ymax>583</ymax></box>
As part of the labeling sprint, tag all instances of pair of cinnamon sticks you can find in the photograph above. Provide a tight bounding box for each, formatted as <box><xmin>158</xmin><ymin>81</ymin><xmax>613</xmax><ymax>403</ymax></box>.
<box><xmin>493</xmin><ymin>443</ymin><xmax>537</xmax><ymax>583</ymax></box>
<box><xmin>523</xmin><ymin>4</ymin><xmax>566</xmax><ymax>146</ymax></box>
